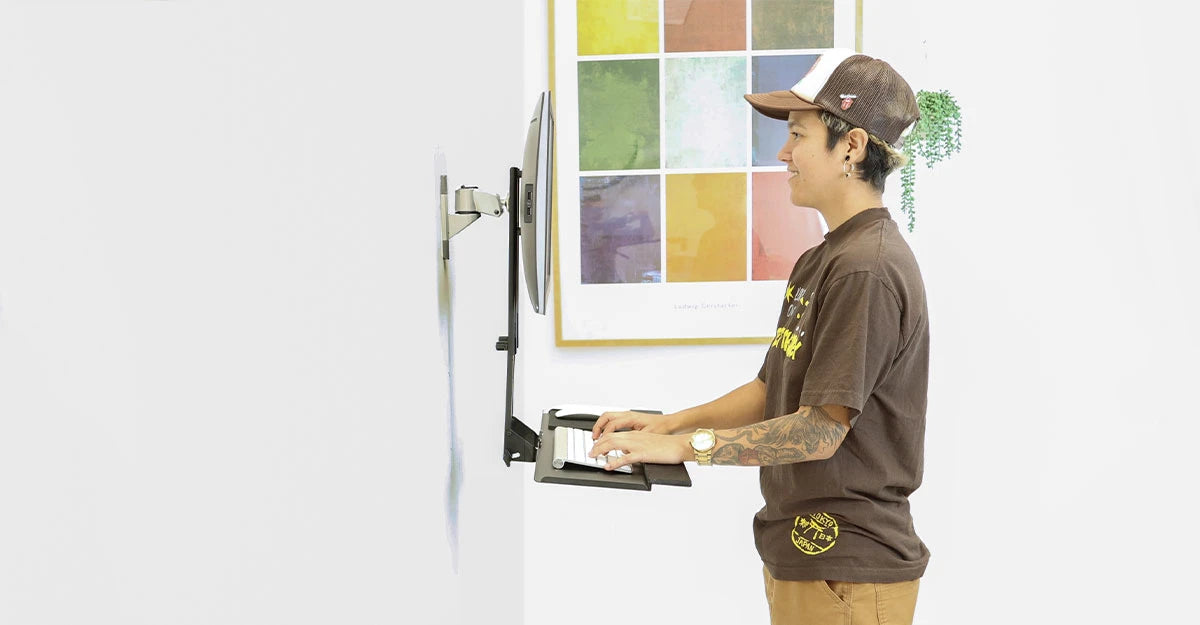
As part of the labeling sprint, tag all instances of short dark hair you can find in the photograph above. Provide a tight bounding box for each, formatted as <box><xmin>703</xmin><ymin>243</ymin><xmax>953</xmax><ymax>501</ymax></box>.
<box><xmin>819</xmin><ymin>111</ymin><xmax>908</xmax><ymax>193</ymax></box>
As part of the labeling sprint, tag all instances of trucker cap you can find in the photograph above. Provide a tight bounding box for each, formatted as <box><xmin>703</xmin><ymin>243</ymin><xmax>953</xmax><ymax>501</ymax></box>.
<box><xmin>744</xmin><ymin>48</ymin><xmax>920</xmax><ymax>146</ymax></box>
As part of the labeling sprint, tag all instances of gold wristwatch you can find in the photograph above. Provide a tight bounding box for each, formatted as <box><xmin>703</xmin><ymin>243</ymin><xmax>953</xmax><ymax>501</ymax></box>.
<box><xmin>689</xmin><ymin>428</ymin><xmax>716</xmax><ymax>465</ymax></box>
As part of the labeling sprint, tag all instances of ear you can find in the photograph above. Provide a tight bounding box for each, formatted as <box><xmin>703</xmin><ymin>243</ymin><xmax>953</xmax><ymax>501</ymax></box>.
<box><xmin>845</xmin><ymin>128</ymin><xmax>870</xmax><ymax>164</ymax></box>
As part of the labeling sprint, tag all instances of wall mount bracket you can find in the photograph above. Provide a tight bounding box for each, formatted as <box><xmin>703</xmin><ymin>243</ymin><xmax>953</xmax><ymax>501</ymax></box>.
<box><xmin>439</xmin><ymin>176</ymin><xmax>506</xmax><ymax>260</ymax></box>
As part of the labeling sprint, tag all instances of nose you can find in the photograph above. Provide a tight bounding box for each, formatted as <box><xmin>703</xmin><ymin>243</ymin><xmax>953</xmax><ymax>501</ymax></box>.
<box><xmin>777</xmin><ymin>144</ymin><xmax>791</xmax><ymax>164</ymax></box>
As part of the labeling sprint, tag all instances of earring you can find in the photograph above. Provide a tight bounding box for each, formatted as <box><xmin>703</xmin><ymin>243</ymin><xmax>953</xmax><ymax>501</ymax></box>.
<box><xmin>843</xmin><ymin>159</ymin><xmax>854</xmax><ymax>178</ymax></box>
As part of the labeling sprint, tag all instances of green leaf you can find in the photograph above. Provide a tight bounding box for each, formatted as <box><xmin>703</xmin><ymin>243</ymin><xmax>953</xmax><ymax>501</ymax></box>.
<box><xmin>897</xmin><ymin>89</ymin><xmax>962</xmax><ymax>232</ymax></box>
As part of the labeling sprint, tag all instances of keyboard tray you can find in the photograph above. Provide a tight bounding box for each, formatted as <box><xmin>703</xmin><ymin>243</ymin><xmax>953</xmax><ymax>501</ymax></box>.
<box><xmin>532</xmin><ymin>409</ymin><xmax>692</xmax><ymax>490</ymax></box>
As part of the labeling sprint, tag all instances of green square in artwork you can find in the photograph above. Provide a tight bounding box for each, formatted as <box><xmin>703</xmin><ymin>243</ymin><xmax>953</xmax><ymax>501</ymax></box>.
<box><xmin>578</xmin><ymin>59</ymin><xmax>660</xmax><ymax>171</ymax></box>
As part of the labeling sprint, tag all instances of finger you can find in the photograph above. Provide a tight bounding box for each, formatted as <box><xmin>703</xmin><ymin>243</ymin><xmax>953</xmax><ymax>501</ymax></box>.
<box><xmin>589</xmin><ymin>437</ymin><xmax>611</xmax><ymax>459</ymax></box>
<box><xmin>593</xmin><ymin>432</ymin><xmax>630</xmax><ymax>459</ymax></box>
<box><xmin>602</xmin><ymin>413</ymin><xmax>631</xmax><ymax>436</ymax></box>
<box><xmin>605</xmin><ymin>452</ymin><xmax>634</xmax><ymax>471</ymax></box>
<box><xmin>591</xmin><ymin>415</ymin><xmax>611</xmax><ymax>439</ymax></box>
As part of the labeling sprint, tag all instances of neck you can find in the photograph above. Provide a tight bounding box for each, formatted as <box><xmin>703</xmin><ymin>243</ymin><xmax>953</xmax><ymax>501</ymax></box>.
<box><xmin>817</xmin><ymin>185</ymin><xmax>885</xmax><ymax>232</ymax></box>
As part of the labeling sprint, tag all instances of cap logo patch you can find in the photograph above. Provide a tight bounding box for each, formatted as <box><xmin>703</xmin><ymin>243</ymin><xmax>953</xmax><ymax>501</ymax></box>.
<box><xmin>839</xmin><ymin>94</ymin><xmax>857</xmax><ymax>111</ymax></box>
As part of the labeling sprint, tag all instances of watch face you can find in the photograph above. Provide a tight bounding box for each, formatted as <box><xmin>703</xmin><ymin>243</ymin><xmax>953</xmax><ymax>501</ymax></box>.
<box><xmin>693</xmin><ymin>431</ymin><xmax>715</xmax><ymax>452</ymax></box>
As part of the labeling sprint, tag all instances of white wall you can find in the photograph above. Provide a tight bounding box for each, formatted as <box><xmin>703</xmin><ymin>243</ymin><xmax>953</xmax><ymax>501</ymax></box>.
<box><xmin>3</xmin><ymin>2</ymin><xmax>1197</xmax><ymax>624</ymax></box>
<box><xmin>520</xmin><ymin>1</ymin><xmax>1200</xmax><ymax>624</ymax></box>
<box><xmin>0</xmin><ymin>2</ymin><xmax>526</xmax><ymax>624</ymax></box>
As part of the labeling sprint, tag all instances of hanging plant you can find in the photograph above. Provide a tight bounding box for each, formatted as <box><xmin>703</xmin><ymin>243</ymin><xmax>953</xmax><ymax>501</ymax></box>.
<box><xmin>898</xmin><ymin>89</ymin><xmax>962</xmax><ymax>232</ymax></box>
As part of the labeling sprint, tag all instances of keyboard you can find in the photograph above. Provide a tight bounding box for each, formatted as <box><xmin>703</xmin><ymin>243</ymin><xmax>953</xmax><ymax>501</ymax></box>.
<box><xmin>552</xmin><ymin>426</ymin><xmax>633</xmax><ymax>474</ymax></box>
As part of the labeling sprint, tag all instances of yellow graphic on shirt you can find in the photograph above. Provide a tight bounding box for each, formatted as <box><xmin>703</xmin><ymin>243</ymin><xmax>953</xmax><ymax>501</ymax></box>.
<box><xmin>771</xmin><ymin>327</ymin><xmax>804</xmax><ymax>359</ymax></box>
<box><xmin>792</xmin><ymin>512</ymin><xmax>838</xmax><ymax>555</ymax></box>
<box><xmin>772</xmin><ymin>281</ymin><xmax>810</xmax><ymax>360</ymax></box>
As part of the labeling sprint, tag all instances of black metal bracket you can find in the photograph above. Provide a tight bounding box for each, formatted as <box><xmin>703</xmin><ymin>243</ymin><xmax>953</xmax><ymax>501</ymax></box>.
<box><xmin>501</xmin><ymin>165</ymin><xmax>538</xmax><ymax>465</ymax></box>
<box><xmin>504</xmin><ymin>416</ymin><xmax>539</xmax><ymax>465</ymax></box>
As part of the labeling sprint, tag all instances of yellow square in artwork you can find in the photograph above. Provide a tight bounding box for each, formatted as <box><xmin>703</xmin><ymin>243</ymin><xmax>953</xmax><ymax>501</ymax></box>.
<box><xmin>665</xmin><ymin>173</ymin><xmax>747</xmax><ymax>283</ymax></box>
<box><xmin>577</xmin><ymin>0</ymin><xmax>659</xmax><ymax>56</ymax></box>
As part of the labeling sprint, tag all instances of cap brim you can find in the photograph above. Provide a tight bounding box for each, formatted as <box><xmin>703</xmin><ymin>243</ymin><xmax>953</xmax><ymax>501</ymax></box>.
<box><xmin>744</xmin><ymin>91</ymin><xmax>821</xmax><ymax>120</ymax></box>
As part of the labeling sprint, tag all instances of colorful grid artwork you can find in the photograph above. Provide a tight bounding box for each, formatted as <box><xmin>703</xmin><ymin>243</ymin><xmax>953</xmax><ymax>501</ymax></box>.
<box><xmin>555</xmin><ymin>0</ymin><xmax>861</xmax><ymax>344</ymax></box>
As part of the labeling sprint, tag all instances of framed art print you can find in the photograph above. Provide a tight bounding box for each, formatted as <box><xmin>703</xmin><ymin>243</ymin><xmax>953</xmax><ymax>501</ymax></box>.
<box><xmin>552</xmin><ymin>0</ymin><xmax>863</xmax><ymax>345</ymax></box>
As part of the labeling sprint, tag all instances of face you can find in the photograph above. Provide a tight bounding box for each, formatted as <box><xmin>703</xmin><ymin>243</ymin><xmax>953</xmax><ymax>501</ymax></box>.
<box><xmin>777</xmin><ymin>110</ymin><xmax>843</xmax><ymax>209</ymax></box>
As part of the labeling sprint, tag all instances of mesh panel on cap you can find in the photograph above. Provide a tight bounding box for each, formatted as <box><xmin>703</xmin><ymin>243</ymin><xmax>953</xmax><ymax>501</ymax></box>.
<box><xmin>814</xmin><ymin>55</ymin><xmax>919</xmax><ymax>145</ymax></box>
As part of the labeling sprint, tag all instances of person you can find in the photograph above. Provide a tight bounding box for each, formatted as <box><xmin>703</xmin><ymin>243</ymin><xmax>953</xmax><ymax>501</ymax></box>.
<box><xmin>588</xmin><ymin>48</ymin><xmax>930</xmax><ymax>625</ymax></box>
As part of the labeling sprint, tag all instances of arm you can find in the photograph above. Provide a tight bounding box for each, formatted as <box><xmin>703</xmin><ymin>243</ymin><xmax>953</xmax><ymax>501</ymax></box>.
<box><xmin>592</xmin><ymin>377</ymin><xmax>766</xmax><ymax>439</ymax></box>
<box><xmin>588</xmin><ymin>403</ymin><xmax>853</xmax><ymax>470</ymax></box>
<box><xmin>710</xmin><ymin>404</ymin><xmax>851</xmax><ymax>466</ymax></box>
<box><xmin>664</xmin><ymin>377</ymin><xmax>767</xmax><ymax>434</ymax></box>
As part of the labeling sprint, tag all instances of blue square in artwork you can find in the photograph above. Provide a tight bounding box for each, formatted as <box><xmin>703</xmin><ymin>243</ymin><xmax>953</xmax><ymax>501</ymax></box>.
<box><xmin>751</xmin><ymin>55</ymin><xmax>819</xmax><ymax>166</ymax></box>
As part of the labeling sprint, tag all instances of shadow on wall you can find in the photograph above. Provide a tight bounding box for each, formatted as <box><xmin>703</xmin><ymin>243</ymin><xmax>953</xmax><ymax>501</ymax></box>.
<box><xmin>435</xmin><ymin>151</ymin><xmax>463</xmax><ymax>573</ymax></box>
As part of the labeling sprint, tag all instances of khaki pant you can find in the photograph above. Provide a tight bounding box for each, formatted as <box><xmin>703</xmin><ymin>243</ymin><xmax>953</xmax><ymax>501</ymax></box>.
<box><xmin>762</xmin><ymin>566</ymin><xmax>920</xmax><ymax>625</ymax></box>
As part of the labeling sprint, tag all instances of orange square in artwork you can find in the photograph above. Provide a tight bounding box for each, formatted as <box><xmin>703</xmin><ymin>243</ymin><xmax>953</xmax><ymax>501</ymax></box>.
<box><xmin>665</xmin><ymin>0</ymin><xmax>746</xmax><ymax>53</ymax></box>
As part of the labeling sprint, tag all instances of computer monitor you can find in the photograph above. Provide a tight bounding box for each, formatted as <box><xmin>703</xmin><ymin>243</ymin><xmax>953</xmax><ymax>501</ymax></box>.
<box><xmin>502</xmin><ymin>90</ymin><xmax>554</xmax><ymax>466</ymax></box>
<box><xmin>520</xmin><ymin>91</ymin><xmax>554</xmax><ymax>315</ymax></box>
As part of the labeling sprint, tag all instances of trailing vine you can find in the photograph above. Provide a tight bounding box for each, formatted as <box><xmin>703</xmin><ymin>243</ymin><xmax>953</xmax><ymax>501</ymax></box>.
<box><xmin>899</xmin><ymin>89</ymin><xmax>962</xmax><ymax>232</ymax></box>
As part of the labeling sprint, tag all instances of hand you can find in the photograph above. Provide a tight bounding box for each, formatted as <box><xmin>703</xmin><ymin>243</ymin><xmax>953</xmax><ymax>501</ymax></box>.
<box><xmin>588</xmin><ymin>430</ymin><xmax>691</xmax><ymax>471</ymax></box>
<box><xmin>591</xmin><ymin>410</ymin><xmax>676</xmax><ymax>440</ymax></box>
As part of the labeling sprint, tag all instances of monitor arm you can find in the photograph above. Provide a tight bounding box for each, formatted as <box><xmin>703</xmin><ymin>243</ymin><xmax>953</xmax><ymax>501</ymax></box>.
<box><xmin>439</xmin><ymin>176</ymin><xmax>506</xmax><ymax>260</ymax></box>
<box><xmin>437</xmin><ymin>170</ymin><xmax>539</xmax><ymax>466</ymax></box>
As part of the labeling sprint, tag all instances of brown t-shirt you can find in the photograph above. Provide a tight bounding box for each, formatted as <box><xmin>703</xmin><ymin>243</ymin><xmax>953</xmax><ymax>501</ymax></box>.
<box><xmin>755</xmin><ymin>207</ymin><xmax>930</xmax><ymax>583</ymax></box>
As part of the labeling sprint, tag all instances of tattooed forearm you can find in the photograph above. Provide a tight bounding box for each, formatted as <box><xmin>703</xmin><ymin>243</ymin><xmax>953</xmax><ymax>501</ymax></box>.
<box><xmin>710</xmin><ymin>406</ymin><xmax>848</xmax><ymax>466</ymax></box>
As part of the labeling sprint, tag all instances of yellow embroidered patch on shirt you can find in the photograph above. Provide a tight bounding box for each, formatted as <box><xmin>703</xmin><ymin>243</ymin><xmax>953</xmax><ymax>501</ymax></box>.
<box><xmin>791</xmin><ymin>512</ymin><xmax>838</xmax><ymax>555</ymax></box>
